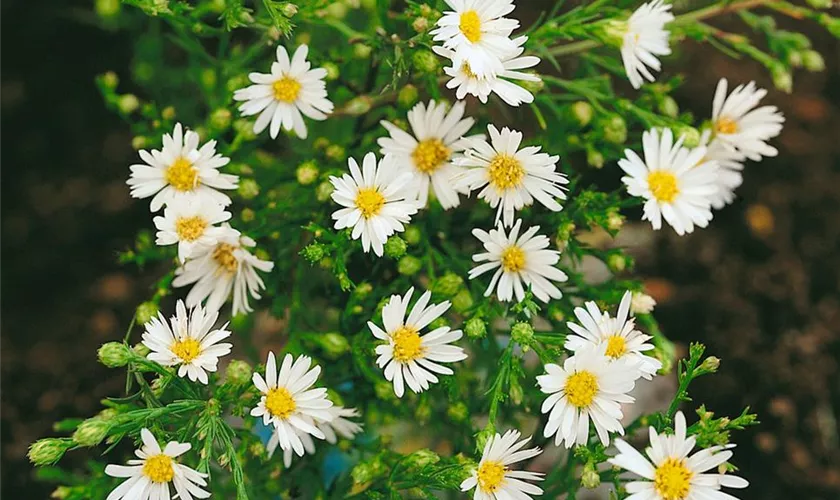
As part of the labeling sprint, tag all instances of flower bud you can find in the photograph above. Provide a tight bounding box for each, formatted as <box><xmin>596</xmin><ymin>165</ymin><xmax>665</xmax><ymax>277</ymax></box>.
<box><xmin>72</xmin><ymin>418</ymin><xmax>111</xmax><ymax>447</ymax></box>
<box><xmin>98</xmin><ymin>342</ymin><xmax>131</xmax><ymax>368</ymax></box>
<box><xmin>321</xmin><ymin>61</ymin><xmax>340</xmax><ymax>81</ymax></box>
<box><xmin>132</xmin><ymin>343</ymin><xmax>151</xmax><ymax>357</ymax></box>
<box><xmin>344</xmin><ymin>96</ymin><xmax>373</xmax><ymax>116</ymax></box>
<box><xmin>405</xmin><ymin>449</ymin><xmax>440</xmax><ymax>469</ymax></box>
<box><xmin>28</xmin><ymin>438</ymin><xmax>71</xmax><ymax>466</ymax></box>
<box><xmin>51</xmin><ymin>486</ymin><xmax>71</xmax><ymax>499</ymax></box>
<box><xmin>581</xmin><ymin>464</ymin><xmax>601</xmax><ymax>489</ymax></box>
<box><xmin>451</xmin><ymin>289</ymin><xmax>474</xmax><ymax>314</ymax></box>
<box><xmin>771</xmin><ymin>66</ymin><xmax>793</xmax><ymax>93</ymax></box>
<box><xmin>209</xmin><ymin>108</ymin><xmax>231</xmax><ymax>132</ymax></box>
<box><xmin>475</xmin><ymin>427</ymin><xmax>495</xmax><ymax>453</ymax></box>
<box><xmin>607</xmin><ymin>253</ymin><xmax>627</xmax><ymax>273</ymax></box>
<box><xmin>398</xmin><ymin>84</ymin><xmax>420</xmax><ymax>109</ymax></box>
<box><xmin>325</xmin><ymin>144</ymin><xmax>346</xmax><ymax>162</ymax></box>
<box><xmin>237</xmin><ymin>178</ymin><xmax>259</xmax><ymax>200</ymax></box>
<box><xmin>586</xmin><ymin>149</ymin><xmax>604</xmax><ymax>169</ymax></box>
<box><xmin>630</xmin><ymin>292</ymin><xmax>656</xmax><ymax>314</ymax></box>
<box><xmin>447</xmin><ymin>402</ymin><xmax>469</xmax><ymax>423</ymax></box>
<box><xmin>403</xmin><ymin>226</ymin><xmax>422</xmax><ymax>245</ymax></box>
<box><xmin>554</xmin><ymin>221</ymin><xmax>575</xmax><ymax>250</ymax></box>
<box><xmin>518</xmin><ymin>75</ymin><xmax>544</xmax><ymax>94</ymax></box>
<box><xmin>658</xmin><ymin>96</ymin><xmax>679</xmax><ymax>118</ymax></box>
<box><xmin>807</xmin><ymin>0</ymin><xmax>832</xmax><ymax>8</ymax></box>
<box><xmin>802</xmin><ymin>50</ymin><xmax>825</xmax><ymax>72</ymax></box>
<box><xmin>606</xmin><ymin>210</ymin><xmax>624</xmax><ymax>232</ymax></box>
<box><xmin>412</xmin><ymin>17</ymin><xmax>430</xmax><ymax>33</ymax></box>
<box><xmin>354</xmin><ymin>282</ymin><xmax>373</xmax><ymax>299</ymax></box>
<box><xmin>570</xmin><ymin>102</ymin><xmax>593</xmax><ymax>128</ymax></box>
<box><xmin>700</xmin><ymin>356</ymin><xmax>721</xmax><ymax>373</ymax></box>
<box><xmin>432</xmin><ymin>272</ymin><xmax>464</xmax><ymax>297</ymax></box>
<box><xmin>135</xmin><ymin>301</ymin><xmax>158</xmax><ymax>325</ymax></box>
<box><xmin>353</xmin><ymin>43</ymin><xmax>373</xmax><ymax>59</ymax></box>
<box><xmin>315</xmin><ymin>181</ymin><xmax>334</xmax><ymax>202</ymax></box>
<box><xmin>676</xmin><ymin>126</ymin><xmax>701</xmax><ymax>148</ymax></box>
<box><xmin>101</xmin><ymin>71</ymin><xmax>119</xmax><ymax>89</ymax></box>
<box><xmin>301</xmin><ymin>243</ymin><xmax>327</xmax><ymax>264</ymax></box>
<box><xmin>281</xmin><ymin>2</ymin><xmax>298</xmax><ymax>16</ymax></box>
<box><xmin>117</xmin><ymin>94</ymin><xmax>140</xmax><ymax>114</ymax></box>
<box><xmin>338</xmin><ymin>272</ymin><xmax>353</xmax><ymax>291</ymax></box>
<box><xmin>225</xmin><ymin>360</ymin><xmax>252</xmax><ymax>386</ymax></box>
<box><xmin>465</xmin><ymin>318</ymin><xmax>487</xmax><ymax>339</ymax></box>
<box><xmin>161</xmin><ymin>106</ymin><xmax>176</xmax><ymax>120</ymax></box>
<box><xmin>317</xmin><ymin>333</ymin><xmax>351</xmax><ymax>358</ymax></box>
<box><xmin>96</xmin><ymin>0</ymin><xmax>121</xmax><ymax>18</ymax></box>
<box><xmin>412</xmin><ymin>49</ymin><xmax>439</xmax><ymax>74</ymax></box>
<box><xmin>324</xmin><ymin>2</ymin><xmax>348</xmax><ymax>19</ymax></box>
<box><xmin>511</xmin><ymin>322</ymin><xmax>535</xmax><ymax>349</ymax></box>
<box><xmin>296</xmin><ymin>161</ymin><xmax>319</xmax><ymax>185</ymax></box>
<box><xmin>509</xmin><ymin>380</ymin><xmax>524</xmax><ymax>405</ymax></box>
<box><xmin>398</xmin><ymin>256</ymin><xmax>422</xmax><ymax>276</ymax></box>
<box><xmin>600</xmin><ymin>115</ymin><xmax>627</xmax><ymax>144</ymax></box>
<box><xmin>384</xmin><ymin>236</ymin><xmax>407</xmax><ymax>259</ymax></box>
<box><xmin>239</xmin><ymin>208</ymin><xmax>255</xmax><ymax>223</ymax></box>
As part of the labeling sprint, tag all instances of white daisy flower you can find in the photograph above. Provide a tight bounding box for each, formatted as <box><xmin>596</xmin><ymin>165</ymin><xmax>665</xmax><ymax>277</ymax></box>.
<box><xmin>434</xmin><ymin>36</ymin><xmax>541</xmax><ymax>107</ymax></box>
<box><xmin>537</xmin><ymin>345</ymin><xmax>637</xmax><ymax>448</ymax></box>
<box><xmin>377</xmin><ymin>100</ymin><xmax>481</xmax><ymax>209</ymax></box>
<box><xmin>153</xmin><ymin>195</ymin><xmax>232</xmax><ymax>263</ymax></box>
<box><xmin>469</xmin><ymin>219</ymin><xmax>568</xmax><ymax>304</ymax></box>
<box><xmin>460</xmin><ymin>429</ymin><xmax>544</xmax><ymax>500</ymax></box>
<box><xmin>564</xmin><ymin>291</ymin><xmax>662</xmax><ymax>380</ymax></box>
<box><xmin>127</xmin><ymin>123</ymin><xmax>238</xmax><ymax>212</ymax></box>
<box><xmin>699</xmin><ymin>129</ymin><xmax>747</xmax><ymax>209</ymax></box>
<box><xmin>267</xmin><ymin>405</ymin><xmax>363</xmax><ymax>467</ymax></box>
<box><xmin>233</xmin><ymin>44</ymin><xmax>333</xmax><ymax>139</ymax></box>
<box><xmin>630</xmin><ymin>291</ymin><xmax>657</xmax><ymax>315</ymax></box>
<box><xmin>431</xmin><ymin>0</ymin><xmax>520</xmax><ymax>78</ymax></box>
<box><xmin>620</xmin><ymin>0</ymin><xmax>674</xmax><ymax>89</ymax></box>
<box><xmin>329</xmin><ymin>152</ymin><xmax>419</xmax><ymax>257</ymax></box>
<box><xmin>368</xmin><ymin>287</ymin><xmax>467</xmax><ymax>398</ymax></box>
<box><xmin>250</xmin><ymin>352</ymin><xmax>335</xmax><ymax>457</ymax></box>
<box><xmin>619</xmin><ymin>128</ymin><xmax>719</xmax><ymax>236</ymax></box>
<box><xmin>711</xmin><ymin>78</ymin><xmax>785</xmax><ymax>161</ymax></box>
<box><xmin>609</xmin><ymin>411</ymin><xmax>749</xmax><ymax>500</ymax></box>
<box><xmin>456</xmin><ymin>125</ymin><xmax>567</xmax><ymax>227</ymax></box>
<box><xmin>104</xmin><ymin>428</ymin><xmax>209</xmax><ymax>500</ymax></box>
<box><xmin>141</xmin><ymin>300</ymin><xmax>232</xmax><ymax>385</ymax></box>
<box><xmin>172</xmin><ymin>227</ymin><xmax>274</xmax><ymax>316</ymax></box>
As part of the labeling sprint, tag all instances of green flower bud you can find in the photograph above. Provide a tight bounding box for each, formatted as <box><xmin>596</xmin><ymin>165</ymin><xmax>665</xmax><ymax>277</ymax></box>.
<box><xmin>316</xmin><ymin>181</ymin><xmax>334</xmax><ymax>202</ymax></box>
<box><xmin>676</xmin><ymin>126</ymin><xmax>701</xmax><ymax>148</ymax></box>
<box><xmin>296</xmin><ymin>161</ymin><xmax>320</xmax><ymax>185</ymax></box>
<box><xmin>117</xmin><ymin>94</ymin><xmax>140</xmax><ymax>114</ymax></box>
<box><xmin>324</xmin><ymin>2</ymin><xmax>348</xmax><ymax>18</ymax></box>
<box><xmin>351</xmin><ymin>457</ymin><xmax>386</xmax><ymax>484</ymax></box>
<box><xmin>511</xmin><ymin>322</ymin><xmax>535</xmax><ymax>349</ymax></box>
<box><xmin>451</xmin><ymin>289</ymin><xmax>474</xmax><ymax>314</ymax></box>
<box><xmin>321</xmin><ymin>61</ymin><xmax>340</xmax><ymax>81</ymax></box>
<box><xmin>132</xmin><ymin>343</ymin><xmax>151</xmax><ymax>358</ymax></box>
<box><xmin>237</xmin><ymin>178</ymin><xmax>260</xmax><ymax>200</ymax></box>
<box><xmin>581</xmin><ymin>464</ymin><xmax>601</xmax><ymax>489</ymax></box>
<box><xmin>28</xmin><ymin>438</ymin><xmax>71</xmax><ymax>466</ymax></box>
<box><xmin>384</xmin><ymin>236</ymin><xmax>407</xmax><ymax>259</ymax></box>
<box><xmin>96</xmin><ymin>0</ymin><xmax>121</xmax><ymax>18</ymax></box>
<box><xmin>412</xmin><ymin>49</ymin><xmax>439</xmax><ymax>74</ymax></box>
<box><xmin>788</xmin><ymin>51</ymin><xmax>803</xmax><ymax>68</ymax></box>
<box><xmin>338</xmin><ymin>272</ymin><xmax>353</xmax><ymax>291</ymax></box>
<box><xmin>397</xmin><ymin>255</ymin><xmax>422</xmax><ymax>276</ymax></box>
<box><xmin>51</xmin><ymin>486</ymin><xmax>71</xmax><ymax>499</ymax></box>
<box><xmin>771</xmin><ymin>66</ymin><xmax>793</xmax><ymax>94</ymax></box>
<box><xmin>325</xmin><ymin>144</ymin><xmax>346</xmax><ymax>162</ymax></box>
<box><xmin>571</xmin><ymin>101</ymin><xmax>593</xmax><ymax>127</ymax></box>
<box><xmin>509</xmin><ymin>379</ymin><xmax>524</xmax><ymax>405</ymax></box>
<box><xmin>412</xmin><ymin>16</ymin><xmax>430</xmax><ymax>33</ymax></box>
<box><xmin>807</xmin><ymin>0</ymin><xmax>832</xmax><ymax>8</ymax></box>
<box><xmin>419</xmin><ymin>4</ymin><xmax>433</xmax><ymax>16</ymax></box>
<box><xmin>405</xmin><ymin>449</ymin><xmax>440</xmax><ymax>469</ymax></box>
<box><xmin>607</xmin><ymin>253</ymin><xmax>627</xmax><ymax>273</ymax></box>
<box><xmin>240</xmin><ymin>208</ymin><xmax>255</xmax><ymax>222</ymax></box>
<box><xmin>313</xmin><ymin>137</ymin><xmax>330</xmax><ymax>150</ymax></box>
<box><xmin>135</xmin><ymin>301</ymin><xmax>158</xmax><ymax>325</ymax></box>
<box><xmin>398</xmin><ymin>84</ymin><xmax>420</xmax><ymax>109</ymax></box>
<box><xmin>586</xmin><ymin>149</ymin><xmax>604</xmax><ymax>169</ymax></box>
<box><xmin>353</xmin><ymin>43</ymin><xmax>373</xmax><ymax>59</ymax></box>
<box><xmin>465</xmin><ymin>318</ymin><xmax>487</xmax><ymax>339</ymax></box>
<box><xmin>281</xmin><ymin>2</ymin><xmax>298</xmax><ymax>16</ymax></box>
<box><xmin>131</xmin><ymin>136</ymin><xmax>148</xmax><ymax>151</ymax></box>
<box><xmin>700</xmin><ymin>356</ymin><xmax>721</xmax><ymax>373</ymax></box>
<box><xmin>475</xmin><ymin>427</ymin><xmax>495</xmax><ymax>453</ymax></box>
<box><xmin>600</xmin><ymin>115</ymin><xmax>627</xmax><ymax>144</ymax></box>
<box><xmin>344</xmin><ymin>96</ymin><xmax>373</xmax><ymax>116</ymax></box>
<box><xmin>354</xmin><ymin>282</ymin><xmax>373</xmax><ymax>299</ymax></box>
<box><xmin>519</xmin><ymin>75</ymin><xmax>544</xmax><ymax>94</ymax></box>
<box><xmin>447</xmin><ymin>401</ymin><xmax>469</xmax><ymax>423</ymax></box>
<box><xmin>302</xmin><ymin>243</ymin><xmax>327</xmax><ymax>264</ymax></box>
<box><xmin>72</xmin><ymin>418</ymin><xmax>111</xmax><ymax>447</ymax></box>
<box><xmin>432</xmin><ymin>272</ymin><xmax>464</xmax><ymax>297</ymax></box>
<box><xmin>555</xmin><ymin>221</ymin><xmax>575</xmax><ymax>250</ymax></box>
<box><xmin>161</xmin><ymin>106</ymin><xmax>176</xmax><ymax>120</ymax></box>
<box><xmin>658</xmin><ymin>96</ymin><xmax>679</xmax><ymax>118</ymax></box>
<box><xmin>209</xmin><ymin>108</ymin><xmax>232</xmax><ymax>132</ymax></box>
<box><xmin>403</xmin><ymin>226</ymin><xmax>422</xmax><ymax>245</ymax></box>
<box><xmin>98</xmin><ymin>342</ymin><xmax>131</xmax><ymax>368</ymax></box>
<box><xmin>606</xmin><ymin>210</ymin><xmax>624</xmax><ymax>232</ymax></box>
<box><xmin>101</xmin><ymin>71</ymin><xmax>119</xmax><ymax>89</ymax></box>
<box><xmin>226</xmin><ymin>360</ymin><xmax>252</xmax><ymax>386</ymax></box>
<box><xmin>802</xmin><ymin>50</ymin><xmax>825</xmax><ymax>72</ymax></box>
<box><xmin>318</xmin><ymin>333</ymin><xmax>351</xmax><ymax>358</ymax></box>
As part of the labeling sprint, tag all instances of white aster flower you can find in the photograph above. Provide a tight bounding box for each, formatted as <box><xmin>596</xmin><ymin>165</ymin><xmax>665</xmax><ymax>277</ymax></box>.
<box><xmin>460</xmin><ymin>429</ymin><xmax>544</xmax><ymax>500</ymax></box>
<box><xmin>537</xmin><ymin>345</ymin><xmax>637</xmax><ymax>448</ymax></box>
<box><xmin>104</xmin><ymin>428</ymin><xmax>209</xmax><ymax>500</ymax></box>
<box><xmin>378</xmin><ymin>100</ymin><xmax>481</xmax><ymax>209</ymax></box>
<box><xmin>153</xmin><ymin>195</ymin><xmax>232</xmax><ymax>263</ymax></box>
<box><xmin>630</xmin><ymin>291</ymin><xmax>657</xmax><ymax>315</ymax></box>
<box><xmin>368</xmin><ymin>287</ymin><xmax>467</xmax><ymax>398</ymax></box>
<box><xmin>233</xmin><ymin>44</ymin><xmax>333</xmax><ymax>139</ymax></box>
<box><xmin>469</xmin><ymin>219</ymin><xmax>568</xmax><ymax>304</ymax></box>
<box><xmin>141</xmin><ymin>300</ymin><xmax>232</xmax><ymax>385</ymax></box>
<box><xmin>620</xmin><ymin>0</ymin><xmax>674</xmax><ymax>89</ymax></box>
<box><xmin>698</xmin><ymin>129</ymin><xmax>748</xmax><ymax>209</ymax></box>
<box><xmin>619</xmin><ymin>128</ymin><xmax>719</xmax><ymax>236</ymax></box>
<box><xmin>711</xmin><ymin>78</ymin><xmax>785</xmax><ymax>161</ymax></box>
<box><xmin>250</xmin><ymin>352</ymin><xmax>335</xmax><ymax>457</ymax></box>
<box><xmin>330</xmin><ymin>152</ymin><xmax>419</xmax><ymax>256</ymax></box>
<box><xmin>172</xmin><ymin>227</ymin><xmax>274</xmax><ymax>316</ymax></box>
<box><xmin>267</xmin><ymin>405</ymin><xmax>363</xmax><ymax>467</ymax></box>
<box><xmin>127</xmin><ymin>123</ymin><xmax>238</xmax><ymax>212</ymax></box>
<box><xmin>431</xmin><ymin>0</ymin><xmax>520</xmax><ymax>78</ymax></box>
<box><xmin>565</xmin><ymin>291</ymin><xmax>662</xmax><ymax>380</ymax></box>
<box><xmin>434</xmin><ymin>36</ymin><xmax>541</xmax><ymax>107</ymax></box>
<box><xmin>609</xmin><ymin>411</ymin><xmax>749</xmax><ymax>500</ymax></box>
<box><xmin>456</xmin><ymin>125</ymin><xmax>567</xmax><ymax>227</ymax></box>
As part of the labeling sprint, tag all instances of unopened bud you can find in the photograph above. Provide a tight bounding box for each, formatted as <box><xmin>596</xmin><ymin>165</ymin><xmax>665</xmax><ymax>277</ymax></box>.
<box><xmin>581</xmin><ymin>464</ymin><xmax>601</xmax><ymax>489</ymax></box>
<box><xmin>802</xmin><ymin>50</ymin><xmax>825</xmax><ymax>72</ymax></box>
<box><xmin>412</xmin><ymin>49</ymin><xmax>439</xmax><ymax>74</ymax></box>
<box><xmin>398</xmin><ymin>84</ymin><xmax>420</xmax><ymax>109</ymax></box>
<box><xmin>101</xmin><ymin>71</ymin><xmax>119</xmax><ymax>89</ymax></box>
<box><xmin>72</xmin><ymin>419</ymin><xmax>111</xmax><ymax>447</ymax></box>
<box><xmin>281</xmin><ymin>2</ymin><xmax>298</xmax><ymax>16</ymax></box>
<box><xmin>600</xmin><ymin>115</ymin><xmax>627</xmax><ymax>144</ymax></box>
<box><xmin>325</xmin><ymin>144</ymin><xmax>346</xmax><ymax>162</ymax></box>
<box><xmin>225</xmin><ymin>360</ymin><xmax>252</xmax><ymax>385</ymax></box>
<box><xmin>403</xmin><ymin>226</ymin><xmax>422</xmax><ymax>245</ymax></box>
<box><xmin>451</xmin><ymin>289</ymin><xmax>474</xmax><ymax>314</ymax></box>
<box><xmin>412</xmin><ymin>17</ymin><xmax>429</xmax><ymax>33</ymax></box>
<box><xmin>96</xmin><ymin>0</ymin><xmax>121</xmax><ymax>18</ymax></box>
<box><xmin>296</xmin><ymin>161</ymin><xmax>319</xmax><ymax>185</ymax></box>
<box><xmin>630</xmin><ymin>292</ymin><xmax>656</xmax><ymax>315</ymax></box>
<box><xmin>511</xmin><ymin>322</ymin><xmax>535</xmax><ymax>349</ymax></box>
<box><xmin>117</xmin><ymin>94</ymin><xmax>140</xmax><ymax>114</ymax></box>
<box><xmin>344</xmin><ymin>96</ymin><xmax>373</xmax><ymax>116</ymax></box>
<box><xmin>432</xmin><ymin>272</ymin><xmax>464</xmax><ymax>297</ymax></box>
<box><xmin>384</xmin><ymin>236</ymin><xmax>407</xmax><ymax>259</ymax></box>
<box><xmin>135</xmin><ymin>301</ymin><xmax>158</xmax><ymax>325</ymax></box>
<box><xmin>353</xmin><ymin>44</ymin><xmax>372</xmax><ymax>59</ymax></box>
<box><xmin>237</xmin><ymin>178</ymin><xmax>259</xmax><ymax>200</ymax></box>
<box><xmin>132</xmin><ymin>343</ymin><xmax>151</xmax><ymax>357</ymax></box>
<box><xmin>209</xmin><ymin>108</ymin><xmax>231</xmax><ymax>131</ymax></box>
<box><xmin>316</xmin><ymin>181</ymin><xmax>334</xmax><ymax>202</ymax></box>
<box><xmin>586</xmin><ymin>149</ymin><xmax>604</xmax><ymax>169</ymax></box>
<box><xmin>322</xmin><ymin>61</ymin><xmax>340</xmax><ymax>81</ymax></box>
<box><xmin>700</xmin><ymin>356</ymin><xmax>721</xmax><ymax>373</ymax></box>
<box><xmin>397</xmin><ymin>255</ymin><xmax>422</xmax><ymax>276</ymax></box>
<box><xmin>447</xmin><ymin>402</ymin><xmax>469</xmax><ymax>423</ymax></box>
<box><xmin>98</xmin><ymin>342</ymin><xmax>131</xmax><ymax>368</ymax></box>
<box><xmin>318</xmin><ymin>333</ymin><xmax>350</xmax><ymax>358</ymax></box>
<box><xmin>51</xmin><ymin>486</ymin><xmax>71</xmax><ymax>499</ymax></box>
<box><xmin>465</xmin><ymin>318</ymin><xmax>487</xmax><ymax>339</ymax></box>
<box><xmin>301</xmin><ymin>243</ymin><xmax>327</xmax><ymax>264</ymax></box>
<box><xmin>676</xmin><ymin>126</ymin><xmax>701</xmax><ymax>148</ymax></box>
<box><xmin>606</xmin><ymin>211</ymin><xmax>624</xmax><ymax>232</ymax></box>
<box><xmin>405</xmin><ymin>449</ymin><xmax>439</xmax><ymax>469</ymax></box>
<box><xmin>771</xmin><ymin>67</ymin><xmax>793</xmax><ymax>94</ymax></box>
<box><xmin>571</xmin><ymin>101</ymin><xmax>593</xmax><ymax>127</ymax></box>
<box><xmin>607</xmin><ymin>253</ymin><xmax>627</xmax><ymax>273</ymax></box>
<box><xmin>28</xmin><ymin>438</ymin><xmax>71</xmax><ymax>466</ymax></box>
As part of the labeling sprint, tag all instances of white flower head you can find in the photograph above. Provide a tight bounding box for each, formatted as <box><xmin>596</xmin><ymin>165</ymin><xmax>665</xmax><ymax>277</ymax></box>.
<box><xmin>620</xmin><ymin>0</ymin><xmax>674</xmax><ymax>89</ymax></box>
<box><xmin>250</xmin><ymin>352</ymin><xmax>335</xmax><ymax>457</ymax></box>
<box><xmin>104</xmin><ymin>428</ymin><xmax>209</xmax><ymax>500</ymax></box>
<box><xmin>619</xmin><ymin>127</ymin><xmax>719</xmax><ymax>236</ymax></box>
<box><xmin>460</xmin><ymin>429</ymin><xmax>544</xmax><ymax>500</ymax></box>
<box><xmin>431</xmin><ymin>0</ymin><xmax>520</xmax><ymax>78</ymax></box>
<box><xmin>153</xmin><ymin>195</ymin><xmax>233</xmax><ymax>263</ymax></box>
<box><xmin>378</xmin><ymin>100</ymin><xmax>481</xmax><ymax>209</ymax></box>
<box><xmin>609</xmin><ymin>411</ymin><xmax>749</xmax><ymax>500</ymax></box>
<box><xmin>267</xmin><ymin>405</ymin><xmax>363</xmax><ymax>467</ymax></box>
<box><xmin>127</xmin><ymin>123</ymin><xmax>238</xmax><ymax>212</ymax></box>
<box><xmin>711</xmin><ymin>78</ymin><xmax>785</xmax><ymax>161</ymax></box>
<box><xmin>434</xmin><ymin>36</ymin><xmax>541</xmax><ymax>107</ymax></box>
<box><xmin>565</xmin><ymin>291</ymin><xmax>662</xmax><ymax>380</ymax></box>
<box><xmin>699</xmin><ymin>129</ymin><xmax>748</xmax><ymax>209</ymax></box>
<box><xmin>233</xmin><ymin>44</ymin><xmax>334</xmax><ymax>139</ymax></box>
<box><xmin>470</xmin><ymin>219</ymin><xmax>568</xmax><ymax>304</ymax></box>
<box><xmin>330</xmin><ymin>152</ymin><xmax>419</xmax><ymax>257</ymax></box>
<box><xmin>456</xmin><ymin>125</ymin><xmax>567</xmax><ymax>227</ymax></box>
<box><xmin>172</xmin><ymin>226</ymin><xmax>275</xmax><ymax>316</ymax></box>
<box><xmin>368</xmin><ymin>287</ymin><xmax>467</xmax><ymax>398</ymax></box>
<box><xmin>630</xmin><ymin>291</ymin><xmax>657</xmax><ymax>315</ymax></box>
<box><xmin>537</xmin><ymin>345</ymin><xmax>637</xmax><ymax>448</ymax></box>
<box><xmin>141</xmin><ymin>300</ymin><xmax>232</xmax><ymax>385</ymax></box>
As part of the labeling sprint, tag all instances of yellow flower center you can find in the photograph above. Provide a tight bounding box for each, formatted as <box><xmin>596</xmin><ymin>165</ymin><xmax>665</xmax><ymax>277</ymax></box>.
<box><xmin>459</xmin><ymin>10</ymin><xmax>482</xmax><ymax>43</ymax></box>
<box><xmin>265</xmin><ymin>387</ymin><xmax>297</xmax><ymax>419</ymax></box>
<box><xmin>175</xmin><ymin>216</ymin><xmax>207</xmax><ymax>242</ymax></box>
<box><xmin>355</xmin><ymin>187</ymin><xmax>386</xmax><ymax>219</ymax></box>
<box><xmin>212</xmin><ymin>243</ymin><xmax>238</xmax><ymax>274</ymax></box>
<box><xmin>477</xmin><ymin>460</ymin><xmax>506</xmax><ymax>493</ymax></box>
<box><xmin>647</xmin><ymin>171</ymin><xmax>679</xmax><ymax>203</ymax></box>
<box><xmin>605</xmin><ymin>335</ymin><xmax>627</xmax><ymax>359</ymax></box>
<box><xmin>171</xmin><ymin>337</ymin><xmax>202</xmax><ymax>363</ymax></box>
<box><xmin>142</xmin><ymin>454</ymin><xmax>174</xmax><ymax>483</ymax></box>
<box><xmin>391</xmin><ymin>325</ymin><xmax>424</xmax><ymax>363</ymax></box>
<box><xmin>272</xmin><ymin>76</ymin><xmax>301</xmax><ymax>103</ymax></box>
<box><xmin>461</xmin><ymin>62</ymin><xmax>477</xmax><ymax>79</ymax></box>
<box><xmin>564</xmin><ymin>370</ymin><xmax>599</xmax><ymax>408</ymax></box>
<box><xmin>714</xmin><ymin>117</ymin><xmax>739</xmax><ymax>135</ymax></box>
<box><xmin>488</xmin><ymin>154</ymin><xmax>525</xmax><ymax>191</ymax></box>
<box><xmin>412</xmin><ymin>139</ymin><xmax>451</xmax><ymax>174</ymax></box>
<box><xmin>501</xmin><ymin>246</ymin><xmax>526</xmax><ymax>273</ymax></box>
<box><xmin>654</xmin><ymin>458</ymin><xmax>693</xmax><ymax>500</ymax></box>
<box><xmin>165</xmin><ymin>157</ymin><xmax>199</xmax><ymax>192</ymax></box>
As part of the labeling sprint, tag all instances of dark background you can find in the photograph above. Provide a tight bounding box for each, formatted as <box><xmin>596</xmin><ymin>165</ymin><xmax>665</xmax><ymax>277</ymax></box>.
<box><xmin>2</xmin><ymin>1</ymin><xmax>838</xmax><ymax>498</ymax></box>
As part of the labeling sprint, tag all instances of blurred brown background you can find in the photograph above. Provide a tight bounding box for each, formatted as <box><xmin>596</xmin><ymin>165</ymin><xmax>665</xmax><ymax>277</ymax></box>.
<box><xmin>1</xmin><ymin>0</ymin><xmax>838</xmax><ymax>498</ymax></box>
